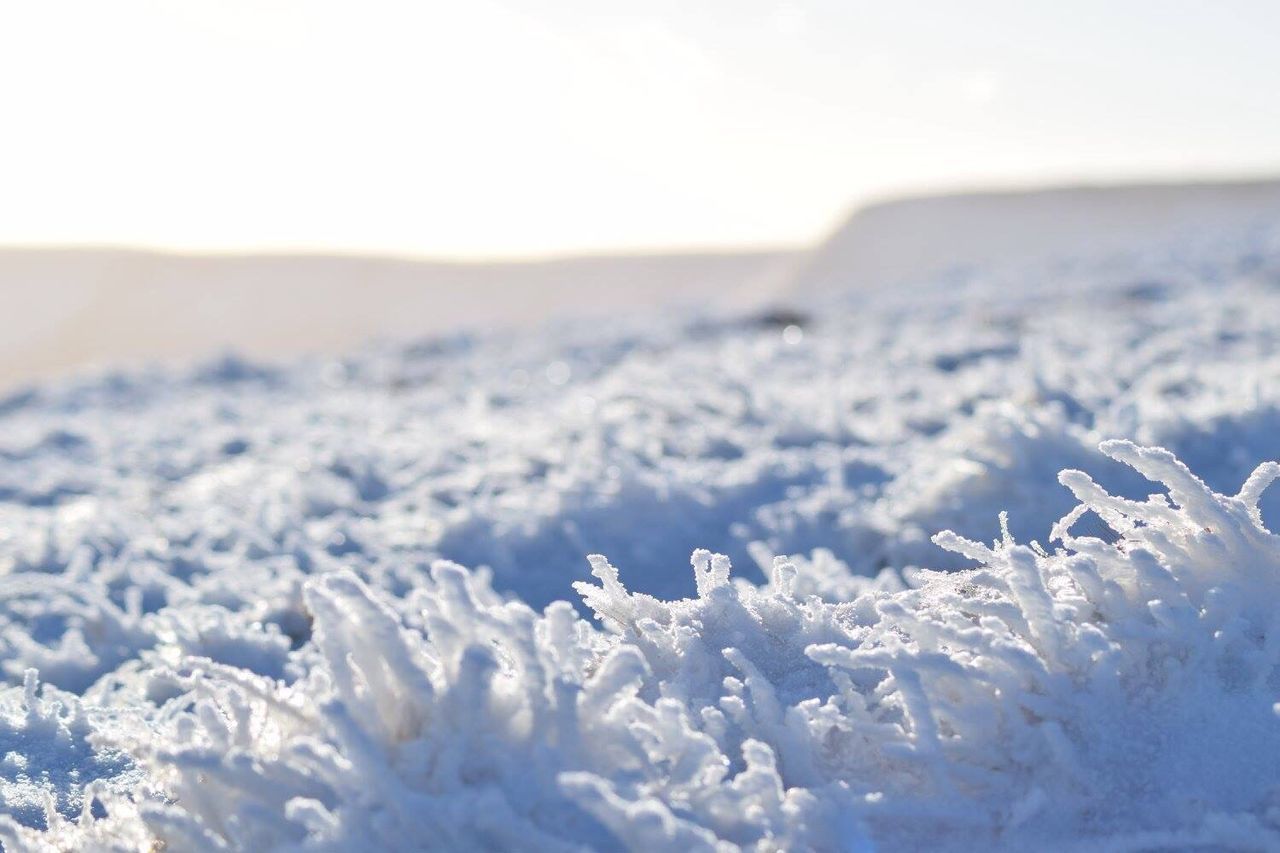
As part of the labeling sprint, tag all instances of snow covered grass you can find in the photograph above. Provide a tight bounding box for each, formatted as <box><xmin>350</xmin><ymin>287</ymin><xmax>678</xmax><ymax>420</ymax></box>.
<box><xmin>0</xmin><ymin>228</ymin><xmax>1279</xmax><ymax>849</ymax></box>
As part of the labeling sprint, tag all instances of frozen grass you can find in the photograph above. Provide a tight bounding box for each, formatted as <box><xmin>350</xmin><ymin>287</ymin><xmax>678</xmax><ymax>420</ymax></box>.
<box><xmin>0</xmin><ymin>228</ymin><xmax>1279</xmax><ymax>849</ymax></box>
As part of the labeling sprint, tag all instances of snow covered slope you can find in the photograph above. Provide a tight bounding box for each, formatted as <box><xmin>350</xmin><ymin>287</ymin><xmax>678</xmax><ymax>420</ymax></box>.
<box><xmin>789</xmin><ymin>177</ymin><xmax>1280</xmax><ymax>298</ymax></box>
<box><xmin>1</xmin><ymin>221</ymin><xmax>1280</xmax><ymax>849</ymax></box>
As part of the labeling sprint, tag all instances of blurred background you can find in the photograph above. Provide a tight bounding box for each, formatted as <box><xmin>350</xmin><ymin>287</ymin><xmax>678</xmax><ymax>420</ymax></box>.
<box><xmin>4</xmin><ymin>0</ymin><xmax>1280</xmax><ymax>389</ymax></box>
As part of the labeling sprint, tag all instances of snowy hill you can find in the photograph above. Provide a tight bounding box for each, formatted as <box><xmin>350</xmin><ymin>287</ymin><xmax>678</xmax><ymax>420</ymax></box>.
<box><xmin>0</xmin><ymin>247</ymin><xmax>798</xmax><ymax>389</ymax></box>
<box><xmin>788</xmin><ymin>177</ymin><xmax>1280</xmax><ymax>297</ymax></box>
<box><xmin>9</xmin><ymin>177</ymin><xmax>1280</xmax><ymax>395</ymax></box>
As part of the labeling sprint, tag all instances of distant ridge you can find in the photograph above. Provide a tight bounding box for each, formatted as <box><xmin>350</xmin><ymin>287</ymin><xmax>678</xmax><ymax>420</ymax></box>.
<box><xmin>788</xmin><ymin>177</ymin><xmax>1280</xmax><ymax>297</ymax></box>
<box><xmin>0</xmin><ymin>247</ymin><xmax>798</xmax><ymax>389</ymax></box>
<box><xmin>8</xmin><ymin>176</ymin><xmax>1280</xmax><ymax>389</ymax></box>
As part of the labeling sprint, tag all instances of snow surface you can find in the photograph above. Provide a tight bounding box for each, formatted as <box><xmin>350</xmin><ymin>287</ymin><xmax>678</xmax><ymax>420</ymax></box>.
<box><xmin>2</xmin><ymin>222</ymin><xmax>1280</xmax><ymax>849</ymax></box>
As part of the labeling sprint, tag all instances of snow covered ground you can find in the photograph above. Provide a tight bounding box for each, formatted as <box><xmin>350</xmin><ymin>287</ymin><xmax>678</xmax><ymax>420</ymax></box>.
<box><xmin>2</xmin><ymin>202</ymin><xmax>1280</xmax><ymax>849</ymax></box>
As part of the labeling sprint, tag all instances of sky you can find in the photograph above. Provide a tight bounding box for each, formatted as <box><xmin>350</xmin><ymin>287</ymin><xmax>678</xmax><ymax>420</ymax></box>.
<box><xmin>2</xmin><ymin>0</ymin><xmax>1280</xmax><ymax>259</ymax></box>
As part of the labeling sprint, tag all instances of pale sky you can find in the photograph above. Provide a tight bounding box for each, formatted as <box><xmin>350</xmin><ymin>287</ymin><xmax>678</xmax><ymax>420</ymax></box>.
<box><xmin>2</xmin><ymin>1</ymin><xmax>1280</xmax><ymax>259</ymax></box>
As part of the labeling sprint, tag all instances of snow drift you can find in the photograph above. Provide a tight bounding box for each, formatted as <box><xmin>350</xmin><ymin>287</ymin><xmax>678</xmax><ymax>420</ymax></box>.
<box><xmin>0</xmin><ymin>219</ymin><xmax>1279</xmax><ymax>849</ymax></box>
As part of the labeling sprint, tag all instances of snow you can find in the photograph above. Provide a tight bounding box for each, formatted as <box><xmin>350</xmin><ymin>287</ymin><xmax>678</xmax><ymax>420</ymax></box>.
<box><xmin>789</xmin><ymin>177</ymin><xmax>1280</xmax><ymax>300</ymax></box>
<box><xmin>1</xmin><ymin>213</ymin><xmax>1280</xmax><ymax>848</ymax></box>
